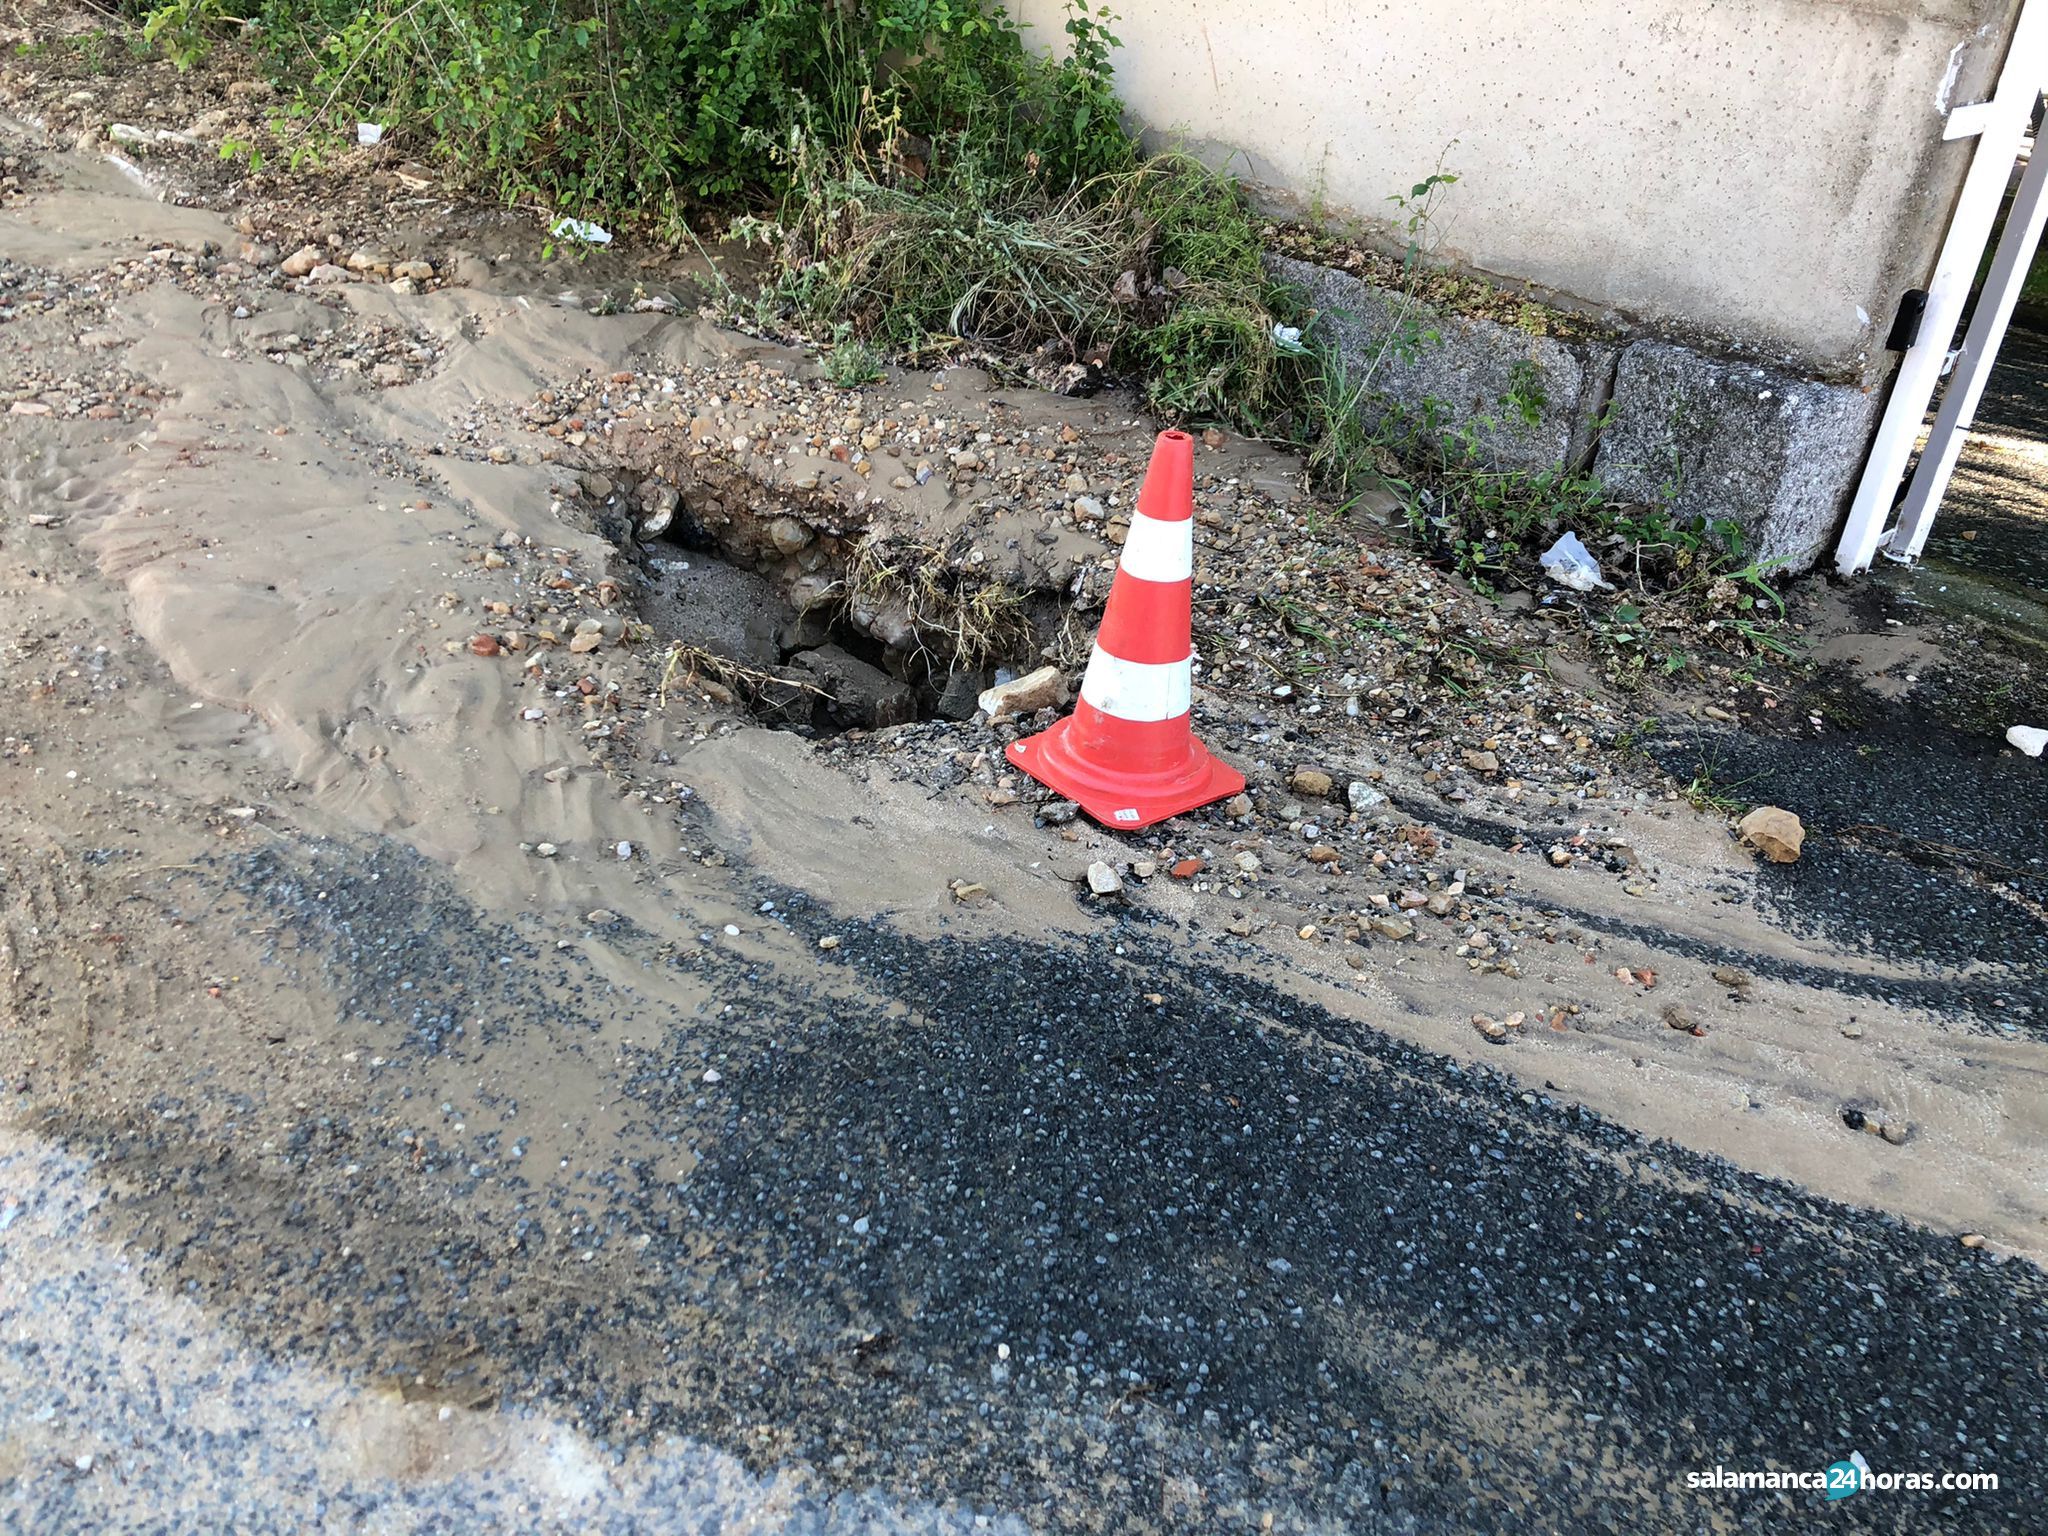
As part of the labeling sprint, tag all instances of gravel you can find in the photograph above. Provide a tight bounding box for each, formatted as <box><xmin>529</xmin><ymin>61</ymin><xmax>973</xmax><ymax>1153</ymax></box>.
<box><xmin>7</xmin><ymin>837</ymin><xmax>2034</xmax><ymax>1533</ymax></box>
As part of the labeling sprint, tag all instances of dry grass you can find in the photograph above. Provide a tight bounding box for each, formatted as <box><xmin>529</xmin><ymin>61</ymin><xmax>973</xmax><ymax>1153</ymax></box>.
<box><xmin>745</xmin><ymin>137</ymin><xmax>1299</xmax><ymax>427</ymax></box>
<box><xmin>845</xmin><ymin>534</ymin><xmax>1036</xmax><ymax>674</ymax></box>
<box><xmin>657</xmin><ymin>643</ymin><xmax>831</xmax><ymax>710</ymax></box>
<box><xmin>767</xmin><ymin>158</ymin><xmax>1139</xmax><ymax>356</ymax></box>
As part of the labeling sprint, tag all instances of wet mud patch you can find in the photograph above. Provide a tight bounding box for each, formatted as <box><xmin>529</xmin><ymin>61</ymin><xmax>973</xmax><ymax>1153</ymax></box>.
<box><xmin>1409</xmin><ymin>784</ymin><xmax>2040</xmax><ymax>1028</ymax></box>
<box><xmin>23</xmin><ymin>834</ymin><xmax>792</xmax><ymax>1438</ymax></box>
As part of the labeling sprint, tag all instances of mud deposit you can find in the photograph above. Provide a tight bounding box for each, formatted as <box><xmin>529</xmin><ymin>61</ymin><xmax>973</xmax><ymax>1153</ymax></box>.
<box><xmin>1</xmin><ymin>25</ymin><xmax>2044</xmax><ymax>1534</ymax></box>
<box><xmin>1644</xmin><ymin>570</ymin><xmax>2048</xmax><ymax>1034</ymax></box>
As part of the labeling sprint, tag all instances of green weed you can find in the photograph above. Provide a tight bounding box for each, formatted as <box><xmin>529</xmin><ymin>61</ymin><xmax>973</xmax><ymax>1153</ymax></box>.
<box><xmin>822</xmin><ymin>325</ymin><xmax>886</xmax><ymax>388</ymax></box>
<box><xmin>151</xmin><ymin>0</ymin><xmax>1133</xmax><ymax>238</ymax></box>
<box><xmin>1678</xmin><ymin>760</ymin><xmax>1760</xmax><ymax>818</ymax></box>
<box><xmin>141</xmin><ymin>0</ymin><xmax>246</xmax><ymax>69</ymax></box>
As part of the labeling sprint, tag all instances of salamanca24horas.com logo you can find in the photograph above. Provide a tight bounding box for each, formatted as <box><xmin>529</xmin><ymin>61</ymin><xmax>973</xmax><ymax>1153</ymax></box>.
<box><xmin>1687</xmin><ymin>1452</ymin><xmax>1998</xmax><ymax>1499</ymax></box>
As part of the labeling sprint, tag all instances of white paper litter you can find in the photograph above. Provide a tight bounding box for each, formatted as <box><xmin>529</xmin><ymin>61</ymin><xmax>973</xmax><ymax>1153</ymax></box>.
<box><xmin>550</xmin><ymin>217</ymin><xmax>612</xmax><ymax>246</ymax></box>
<box><xmin>1539</xmin><ymin>530</ymin><xmax>1613</xmax><ymax>592</ymax></box>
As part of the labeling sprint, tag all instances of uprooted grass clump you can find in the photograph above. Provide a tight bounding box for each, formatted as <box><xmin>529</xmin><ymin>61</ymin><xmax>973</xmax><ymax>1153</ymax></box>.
<box><xmin>845</xmin><ymin>532</ymin><xmax>1046</xmax><ymax>677</ymax></box>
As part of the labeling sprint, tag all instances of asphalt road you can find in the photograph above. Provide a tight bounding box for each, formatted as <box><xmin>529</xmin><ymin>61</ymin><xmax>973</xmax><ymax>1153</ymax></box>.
<box><xmin>6</xmin><ymin>837</ymin><xmax>2040</xmax><ymax>1533</ymax></box>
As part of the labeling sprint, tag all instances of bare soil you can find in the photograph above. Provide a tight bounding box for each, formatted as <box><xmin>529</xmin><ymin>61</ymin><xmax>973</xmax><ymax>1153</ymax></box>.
<box><xmin>1</xmin><ymin>11</ymin><xmax>2043</xmax><ymax>1531</ymax></box>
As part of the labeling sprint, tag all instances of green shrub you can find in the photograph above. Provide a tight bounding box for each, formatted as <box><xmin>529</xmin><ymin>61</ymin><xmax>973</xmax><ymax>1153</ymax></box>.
<box><xmin>1121</xmin><ymin>153</ymin><xmax>1295</xmax><ymax>425</ymax></box>
<box><xmin>208</xmin><ymin>0</ymin><xmax>1130</xmax><ymax>231</ymax></box>
<box><xmin>141</xmin><ymin>0</ymin><xmax>252</xmax><ymax>69</ymax></box>
<box><xmin>822</xmin><ymin>323</ymin><xmax>887</xmax><ymax>387</ymax></box>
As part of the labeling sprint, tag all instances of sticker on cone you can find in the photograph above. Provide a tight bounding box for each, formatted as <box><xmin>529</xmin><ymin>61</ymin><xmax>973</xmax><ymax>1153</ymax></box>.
<box><xmin>1007</xmin><ymin>429</ymin><xmax>1244</xmax><ymax>829</ymax></box>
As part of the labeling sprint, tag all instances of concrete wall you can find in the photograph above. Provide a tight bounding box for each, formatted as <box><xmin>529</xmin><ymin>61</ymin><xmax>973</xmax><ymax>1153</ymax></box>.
<box><xmin>1011</xmin><ymin>0</ymin><xmax>2019</xmax><ymax>379</ymax></box>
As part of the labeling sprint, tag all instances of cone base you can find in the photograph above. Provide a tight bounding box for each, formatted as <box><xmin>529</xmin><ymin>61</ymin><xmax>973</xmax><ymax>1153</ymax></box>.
<box><xmin>1006</xmin><ymin>717</ymin><xmax>1245</xmax><ymax>831</ymax></box>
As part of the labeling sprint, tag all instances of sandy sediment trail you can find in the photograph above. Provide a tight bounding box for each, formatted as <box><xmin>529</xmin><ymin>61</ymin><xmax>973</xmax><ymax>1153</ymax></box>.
<box><xmin>0</xmin><ymin>132</ymin><xmax>2039</xmax><ymax>1265</ymax></box>
<box><xmin>0</xmin><ymin>79</ymin><xmax>2043</xmax><ymax>1530</ymax></box>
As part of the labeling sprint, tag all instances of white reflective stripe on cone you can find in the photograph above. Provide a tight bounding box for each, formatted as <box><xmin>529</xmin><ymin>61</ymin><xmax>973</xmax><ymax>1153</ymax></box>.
<box><xmin>1079</xmin><ymin>648</ymin><xmax>1193</xmax><ymax>722</ymax></box>
<box><xmin>1116</xmin><ymin>512</ymin><xmax>1194</xmax><ymax>584</ymax></box>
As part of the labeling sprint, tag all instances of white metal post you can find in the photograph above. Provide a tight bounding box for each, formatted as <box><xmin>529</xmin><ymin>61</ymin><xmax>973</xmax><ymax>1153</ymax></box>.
<box><xmin>1836</xmin><ymin>0</ymin><xmax>2048</xmax><ymax>575</ymax></box>
<box><xmin>1887</xmin><ymin>99</ymin><xmax>2048</xmax><ymax>559</ymax></box>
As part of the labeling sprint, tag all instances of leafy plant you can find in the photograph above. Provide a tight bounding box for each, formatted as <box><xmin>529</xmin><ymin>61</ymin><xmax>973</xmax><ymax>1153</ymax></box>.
<box><xmin>822</xmin><ymin>324</ymin><xmax>886</xmax><ymax>388</ymax></box>
<box><xmin>217</xmin><ymin>135</ymin><xmax>264</xmax><ymax>173</ymax></box>
<box><xmin>141</xmin><ymin>0</ymin><xmax>248</xmax><ymax>68</ymax></box>
<box><xmin>1389</xmin><ymin>161</ymin><xmax>1460</xmax><ymax>270</ymax></box>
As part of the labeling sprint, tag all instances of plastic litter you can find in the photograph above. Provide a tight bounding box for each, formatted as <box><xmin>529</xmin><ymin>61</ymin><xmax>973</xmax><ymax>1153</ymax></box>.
<box><xmin>356</xmin><ymin>123</ymin><xmax>385</xmax><ymax>146</ymax></box>
<box><xmin>2007</xmin><ymin>724</ymin><xmax>2047</xmax><ymax>757</ymax></box>
<box><xmin>550</xmin><ymin>217</ymin><xmax>612</xmax><ymax>246</ymax></box>
<box><xmin>1539</xmin><ymin>530</ymin><xmax>1613</xmax><ymax>592</ymax></box>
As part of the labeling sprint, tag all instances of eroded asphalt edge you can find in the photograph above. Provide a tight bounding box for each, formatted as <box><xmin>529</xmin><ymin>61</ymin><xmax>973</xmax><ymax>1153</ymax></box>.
<box><xmin>5</xmin><ymin>834</ymin><xmax>2040</xmax><ymax>1534</ymax></box>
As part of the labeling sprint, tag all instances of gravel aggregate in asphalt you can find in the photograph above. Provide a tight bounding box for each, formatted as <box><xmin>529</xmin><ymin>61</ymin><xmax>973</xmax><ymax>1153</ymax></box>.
<box><xmin>9</xmin><ymin>838</ymin><xmax>2036</xmax><ymax>1533</ymax></box>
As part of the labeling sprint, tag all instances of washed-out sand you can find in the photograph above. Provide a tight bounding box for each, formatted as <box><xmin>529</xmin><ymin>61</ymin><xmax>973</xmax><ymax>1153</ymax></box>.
<box><xmin>0</xmin><ymin>122</ymin><xmax>2039</xmax><ymax>1264</ymax></box>
<box><xmin>2</xmin><ymin>29</ymin><xmax>2044</xmax><ymax>1529</ymax></box>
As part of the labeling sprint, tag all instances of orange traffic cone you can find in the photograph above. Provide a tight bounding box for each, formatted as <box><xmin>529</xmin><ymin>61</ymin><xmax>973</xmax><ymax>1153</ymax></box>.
<box><xmin>1007</xmin><ymin>429</ymin><xmax>1244</xmax><ymax>829</ymax></box>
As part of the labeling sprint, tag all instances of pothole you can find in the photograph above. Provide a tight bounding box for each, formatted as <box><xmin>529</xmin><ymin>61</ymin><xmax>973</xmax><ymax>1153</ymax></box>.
<box><xmin>582</xmin><ymin>465</ymin><xmax>1076</xmax><ymax>735</ymax></box>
